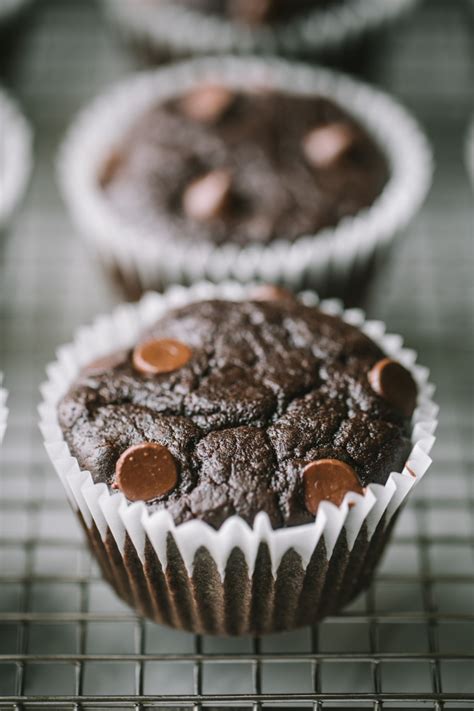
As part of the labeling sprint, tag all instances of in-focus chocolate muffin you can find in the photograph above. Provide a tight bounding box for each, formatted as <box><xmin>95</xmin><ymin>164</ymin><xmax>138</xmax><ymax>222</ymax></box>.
<box><xmin>99</xmin><ymin>86</ymin><xmax>389</xmax><ymax>249</ymax></box>
<box><xmin>58</xmin><ymin>293</ymin><xmax>417</xmax><ymax>530</ymax></box>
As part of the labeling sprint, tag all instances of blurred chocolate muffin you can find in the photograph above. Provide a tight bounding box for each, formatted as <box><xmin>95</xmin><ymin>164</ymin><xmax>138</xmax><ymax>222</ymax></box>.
<box><xmin>168</xmin><ymin>0</ymin><xmax>331</xmax><ymax>26</ymax></box>
<box><xmin>59</xmin><ymin>58</ymin><xmax>431</xmax><ymax>302</ymax></box>
<box><xmin>100</xmin><ymin>85</ymin><xmax>388</xmax><ymax>249</ymax></box>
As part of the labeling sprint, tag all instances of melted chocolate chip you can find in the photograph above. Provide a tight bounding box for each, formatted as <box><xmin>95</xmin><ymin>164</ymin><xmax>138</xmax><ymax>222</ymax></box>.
<box><xmin>133</xmin><ymin>338</ymin><xmax>192</xmax><ymax>376</ymax></box>
<box><xmin>250</xmin><ymin>284</ymin><xmax>295</xmax><ymax>302</ymax></box>
<box><xmin>182</xmin><ymin>169</ymin><xmax>232</xmax><ymax>222</ymax></box>
<box><xmin>180</xmin><ymin>85</ymin><xmax>235</xmax><ymax>124</ymax></box>
<box><xmin>368</xmin><ymin>358</ymin><xmax>418</xmax><ymax>418</ymax></box>
<box><xmin>303</xmin><ymin>458</ymin><xmax>364</xmax><ymax>515</ymax></box>
<box><xmin>81</xmin><ymin>349</ymin><xmax>128</xmax><ymax>376</ymax></box>
<box><xmin>98</xmin><ymin>149</ymin><xmax>123</xmax><ymax>188</ymax></box>
<box><xmin>302</xmin><ymin>122</ymin><xmax>357</xmax><ymax>169</ymax></box>
<box><xmin>114</xmin><ymin>442</ymin><xmax>178</xmax><ymax>502</ymax></box>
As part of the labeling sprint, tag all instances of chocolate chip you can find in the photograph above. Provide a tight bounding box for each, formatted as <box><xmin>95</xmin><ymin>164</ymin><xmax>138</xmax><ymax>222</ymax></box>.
<box><xmin>250</xmin><ymin>284</ymin><xmax>295</xmax><ymax>302</ymax></box>
<box><xmin>114</xmin><ymin>442</ymin><xmax>177</xmax><ymax>502</ymax></box>
<box><xmin>303</xmin><ymin>458</ymin><xmax>364</xmax><ymax>515</ymax></box>
<box><xmin>81</xmin><ymin>349</ymin><xmax>128</xmax><ymax>376</ymax></box>
<box><xmin>368</xmin><ymin>358</ymin><xmax>418</xmax><ymax>418</ymax></box>
<box><xmin>231</xmin><ymin>0</ymin><xmax>273</xmax><ymax>24</ymax></box>
<box><xmin>183</xmin><ymin>169</ymin><xmax>232</xmax><ymax>222</ymax></box>
<box><xmin>180</xmin><ymin>85</ymin><xmax>235</xmax><ymax>123</ymax></box>
<box><xmin>98</xmin><ymin>149</ymin><xmax>123</xmax><ymax>188</ymax></box>
<box><xmin>132</xmin><ymin>338</ymin><xmax>192</xmax><ymax>376</ymax></box>
<box><xmin>302</xmin><ymin>122</ymin><xmax>357</xmax><ymax>169</ymax></box>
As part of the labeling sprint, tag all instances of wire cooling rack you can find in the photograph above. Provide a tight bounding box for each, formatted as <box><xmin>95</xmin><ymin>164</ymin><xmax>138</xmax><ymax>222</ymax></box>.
<box><xmin>0</xmin><ymin>0</ymin><xmax>473</xmax><ymax>707</ymax></box>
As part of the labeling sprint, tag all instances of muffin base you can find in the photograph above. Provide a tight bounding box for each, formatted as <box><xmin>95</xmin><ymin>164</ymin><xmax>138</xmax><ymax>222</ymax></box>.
<box><xmin>41</xmin><ymin>283</ymin><xmax>437</xmax><ymax>637</ymax></box>
<box><xmin>79</xmin><ymin>509</ymin><xmax>398</xmax><ymax>635</ymax></box>
<box><xmin>102</xmin><ymin>0</ymin><xmax>419</xmax><ymax>69</ymax></box>
<box><xmin>102</xmin><ymin>237</ymin><xmax>384</xmax><ymax>307</ymax></box>
<box><xmin>115</xmin><ymin>20</ymin><xmax>382</xmax><ymax>76</ymax></box>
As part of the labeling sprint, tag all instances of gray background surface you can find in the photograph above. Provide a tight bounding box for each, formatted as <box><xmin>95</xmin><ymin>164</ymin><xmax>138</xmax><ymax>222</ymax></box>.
<box><xmin>0</xmin><ymin>0</ymin><xmax>473</xmax><ymax>706</ymax></box>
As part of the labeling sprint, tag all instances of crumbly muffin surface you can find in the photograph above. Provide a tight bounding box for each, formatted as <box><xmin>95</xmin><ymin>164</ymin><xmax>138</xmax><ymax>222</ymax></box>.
<box><xmin>58</xmin><ymin>298</ymin><xmax>413</xmax><ymax>529</ymax></box>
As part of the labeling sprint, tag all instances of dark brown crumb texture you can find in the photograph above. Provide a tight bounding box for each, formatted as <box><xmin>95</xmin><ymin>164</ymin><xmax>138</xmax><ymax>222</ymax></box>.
<box><xmin>58</xmin><ymin>298</ymin><xmax>412</xmax><ymax>529</ymax></box>
<box><xmin>100</xmin><ymin>89</ymin><xmax>388</xmax><ymax>248</ymax></box>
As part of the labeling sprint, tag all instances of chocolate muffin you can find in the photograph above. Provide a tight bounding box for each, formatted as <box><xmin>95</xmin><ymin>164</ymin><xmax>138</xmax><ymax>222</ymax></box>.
<box><xmin>100</xmin><ymin>86</ymin><xmax>389</xmax><ymax>249</ymax></box>
<box><xmin>165</xmin><ymin>0</ymin><xmax>332</xmax><ymax>26</ymax></box>
<box><xmin>60</xmin><ymin>58</ymin><xmax>432</xmax><ymax>303</ymax></box>
<box><xmin>43</xmin><ymin>284</ymin><xmax>436</xmax><ymax>634</ymax></box>
<box><xmin>58</xmin><ymin>294</ymin><xmax>416</xmax><ymax>530</ymax></box>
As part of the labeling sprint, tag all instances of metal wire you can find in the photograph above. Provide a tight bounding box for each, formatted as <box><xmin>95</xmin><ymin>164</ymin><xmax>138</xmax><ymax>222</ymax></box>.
<box><xmin>0</xmin><ymin>0</ymin><xmax>473</xmax><ymax>707</ymax></box>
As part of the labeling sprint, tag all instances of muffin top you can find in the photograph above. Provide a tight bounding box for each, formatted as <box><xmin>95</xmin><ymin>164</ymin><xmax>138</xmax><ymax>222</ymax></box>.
<box><xmin>100</xmin><ymin>86</ymin><xmax>388</xmax><ymax>248</ymax></box>
<box><xmin>167</xmin><ymin>0</ymin><xmax>329</xmax><ymax>25</ymax></box>
<box><xmin>58</xmin><ymin>293</ymin><xmax>417</xmax><ymax>529</ymax></box>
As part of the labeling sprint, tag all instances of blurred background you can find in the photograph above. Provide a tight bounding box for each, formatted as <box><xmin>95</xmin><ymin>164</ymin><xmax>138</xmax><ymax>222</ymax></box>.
<box><xmin>0</xmin><ymin>0</ymin><xmax>473</xmax><ymax>706</ymax></box>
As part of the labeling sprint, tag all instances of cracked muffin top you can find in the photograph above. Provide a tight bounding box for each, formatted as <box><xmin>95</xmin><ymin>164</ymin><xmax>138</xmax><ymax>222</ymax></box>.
<box><xmin>99</xmin><ymin>86</ymin><xmax>389</xmax><ymax>248</ymax></box>
<box><xmin>58</xmin><ymin>294</ymin><xmax>417</xmax><ymax>529</ymax></box>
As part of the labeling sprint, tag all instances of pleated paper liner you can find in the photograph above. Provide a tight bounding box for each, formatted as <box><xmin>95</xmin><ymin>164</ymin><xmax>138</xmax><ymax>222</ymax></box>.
<box><xmin>101</xmin><ymin>0</ymin><xmax>419</xmax><ymax>65</ymax></box>
<box><xmin>39</xmin><ymin>282</ymin><xmax>438</xmax><ymax>635</ymax></box>
<box><xmin>58</xmin><ymin>57</ymin><xmax>432</xmax><ymax>304</ymax></box>
<box><xmin>0</xmin><ymin>88</ymin><xmax>32</xmax><ymax>232</ymax></box>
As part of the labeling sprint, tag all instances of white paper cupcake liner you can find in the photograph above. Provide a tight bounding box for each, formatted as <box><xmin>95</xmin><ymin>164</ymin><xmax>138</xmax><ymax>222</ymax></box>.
<box><xmin>58</xmin><ymin>57</ymin><xmax>432</xmax><ymax>301</ymax></box>
<box><xmin>0</xmin><ymin>375</ymin><xmax>7</xmax><ymax>446</ymax></box>
<box><xmin>0</xmin><ymin>88</ymin><xmax>32</xmax><ymax>231</ymax></box>
<box><xmin>101</xmin><ymin>0</ymin><xmax>419</xmax><ymax>60</ymax></box>
<box><xmin>39</xmin><ymin>282</ymin><xmax>437</xmax><ymax>635</ymax></box>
